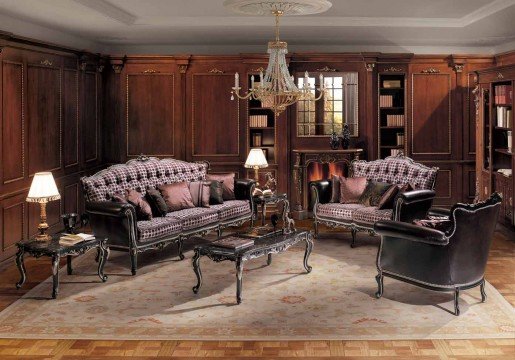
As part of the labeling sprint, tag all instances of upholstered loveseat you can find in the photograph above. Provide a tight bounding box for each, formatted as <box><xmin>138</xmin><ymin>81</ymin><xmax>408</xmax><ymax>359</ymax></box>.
<box><xmin>310</xmin><ymin>154</ymin><xmax>438</xmax><ymax>247</ymax></box>
<box><xmin>81</xmin><ymin>157</ymin><xmax>255</xmax><ymax>275</ymax></box>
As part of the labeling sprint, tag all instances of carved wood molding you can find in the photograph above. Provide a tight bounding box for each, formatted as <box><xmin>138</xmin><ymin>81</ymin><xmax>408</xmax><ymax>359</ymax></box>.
<box><xmin>365</xmin><ymin>63</ymin><xmax>375</xmax><ymax>72</ymax></box>
<box><xmin>40</xmin><ymin>59</ymin><xmax>53</xmax><ymax>66</ymax></box>
<box><xmin>97</xmin><ymin>65</ymin><xmax>104</xmax><ymax>73</ymax></box>
<box><xmin>497</xmin><ymin>72</ymin><xmax>504</xmax><ymax>79</ymax></box>
<box><xmin>453</xmin><ymin>64</ymin><xmax>464</xmax><ymax>73</ymax></box>
<box><xmin>421</xmin><ymin>68</ymin><xmax>440</xmax><ymax>74</ymax></box>
<box><xmin>382</xmin><ymin>66</ymin><xmax>403</xmax><ymax>72</ymax></box>
<box><xmin>79</xmin><ymin>61</ymin><xmax>87</xmax><ymax>71</ymax></box>
<box><xmin>142</xmin><ymin>69</ymin><xmax>160</xmax><ymax>74</ymax></box>
<box><xmin>316</xmin><ymin>66</ymin><xmax>337</xmax><ymax>72</ymax></box>
<box><xmin>179</xmin><ymin>65</ymin><xmax>188</xmax><ymax>74</ymax></box>
<box><xmin>252</xmin><ymin>67</ymin><xmax>265</xmax><ymax>73</ymax></box>
<box><xmin>209</xmin><ymin>68</ymin><xmax>224</xmax><ymax>74</ymax></box>
<box><xmin>112</xmin><ymin>64</ymin><xmax>124</xmax><ymax>74</ymax></box>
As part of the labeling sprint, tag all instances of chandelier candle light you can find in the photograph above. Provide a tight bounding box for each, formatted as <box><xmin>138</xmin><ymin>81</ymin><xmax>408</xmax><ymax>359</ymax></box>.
<box><xmin>230</xmin><ymin>8</ymin><xmax>327</xmax><ymax>115</ymax></box>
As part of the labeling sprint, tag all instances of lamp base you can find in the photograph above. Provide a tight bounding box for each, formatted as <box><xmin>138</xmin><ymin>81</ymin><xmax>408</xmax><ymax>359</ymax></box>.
<box><xmin>34</xmin><ymin>233</ymin><xmax>52</xmax><ymax>242</ymax></box>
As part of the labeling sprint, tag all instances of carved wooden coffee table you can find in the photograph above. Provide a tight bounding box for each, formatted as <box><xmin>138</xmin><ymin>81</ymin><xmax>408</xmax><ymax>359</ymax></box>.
<box><xmin>191</xmin><ymin>230</ymin><xmax>313</xmax><ymax>304</ymax></box>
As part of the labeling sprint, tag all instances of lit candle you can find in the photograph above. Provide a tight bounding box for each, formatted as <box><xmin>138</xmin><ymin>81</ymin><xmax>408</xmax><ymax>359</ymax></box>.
<box><xmin>259</xmin><ymin>71</ymin><xmax>264</xmax><ymax>87</ymax></box>
<box><xmin>251</xmin><ymin>75</ymin><xmax>255</xmax><ymax>89</ymax></box>
<box><xmin>319</xmin><ymin>74</ymin><xmax>324</xmax><ymax>89</ymax></box>
<box><xmin>235</xmin><ymin>72</ymin><xmax>239</xmax><ymax>88</ymax></box>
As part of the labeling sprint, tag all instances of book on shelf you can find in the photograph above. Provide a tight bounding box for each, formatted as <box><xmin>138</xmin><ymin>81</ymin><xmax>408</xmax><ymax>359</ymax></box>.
<box><xmin>496</xmin><ymin>107</ymin><xmax>512</xmax><ymax>128</ymax></box>
<box><xmin>386</xmin><ymin>114</ymin><xmax>404</xmax><ymax>126</ymax></box>
<box><xmin>249</xmin><ymin>115</ymin><xmax>269</xmax><ymax>128</ymax></box>
<box><xmin>383</xmin><ymin>80</ymin><xmax>402</xmax><ymax>88</ymax></box>
<box><xmin>379</xmin><ymin>95</ymin><xmax>393</xmax><ymax>107</ymax></box>
<box><xmin>494</xmin><ymin>84</ymin><xmax>513</xmax><ymax>105</ymax></box>
<box><xmin>396</xmin><ymin>133</ymin><xmax>405</xmax><ymax>146</ymax></box>
<box><xmin>252</xmin><ymin>133</ymin><xmax>262</xmax><ymax>147</ymax></box>
<box><xmin>212</xmin><ymin>236</ymin><xmax>254</xmax><ymax>251</ymax></box>
<box><xmin>508</xmin><ymin>131</ymin><xmax>512</xmax><ymax>153</ymax></box>
<box><xmin>390</xmin><ymin>148</ymin><xmax>402</xmax><ymax>156</ymax></box>
<box><xmin>59</xmin><ymin>233</ymin><xmax>94</xmax><ymax>246</ymax></box>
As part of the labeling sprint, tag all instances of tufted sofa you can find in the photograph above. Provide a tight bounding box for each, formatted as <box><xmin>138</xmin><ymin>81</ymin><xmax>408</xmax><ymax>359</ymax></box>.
<box><xmin>81</xmin><ymin>157</ymin><xmax>255</xmax><ymax>275</ymax></box>
<box><xmin>310</xmin><ymin>154</ymin><xmax>438</xmax><ymax>247</ymax></box>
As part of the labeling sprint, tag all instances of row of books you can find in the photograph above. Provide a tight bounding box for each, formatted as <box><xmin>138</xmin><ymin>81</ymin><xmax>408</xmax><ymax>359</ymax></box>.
<box><xmin>496</xmin><ymin>107</ymin><xmax>512</xmax><ymax>128</ymax></box>
<box><xmin>494</xmin><ymin>85</ymin><xmax>513</xmax><ymax>105</ymax></box>
<box><xmin>379</xmin><ymin>95</ymin><xmax>394</xmax><ymax>108</ymax></box>
<box><xmin>250</xmin><ymin>115</ymin><xmax>269</xmax><ymax>128</ymax></box>
<box><xmin>251</xmin><ymin>133</ymin><xmax>262</xmax><ymax>147</ymax></box>
<box><xmin>390</xmin><ymin>149</ymin><xmax>403</xmax><ymax>156</ymax></box>
<box><xmin>386</xmin><ymin>114</ymin><xmax>405</xmax><ymax>126</ymax></box>
<box><xmin>382</xmin><ymin>80</ymin><xmax>402</xmax><ymax>89</ymax></box>
<box><xmin>396</xmin><ymin>133</ymin><xmax>405</xmax><ymax>146</ymax></box>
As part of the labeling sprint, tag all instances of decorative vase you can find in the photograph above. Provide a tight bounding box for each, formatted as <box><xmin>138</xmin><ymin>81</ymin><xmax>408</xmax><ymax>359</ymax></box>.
<box><xmin>329</xmin><ymin>132</ymin><xmax>340</xmax><ymax>150</ymax></box>
<box><xmin>341</xmin><ymin>124</ymin><xmax>350</xmax><ymax>149</ymax></box>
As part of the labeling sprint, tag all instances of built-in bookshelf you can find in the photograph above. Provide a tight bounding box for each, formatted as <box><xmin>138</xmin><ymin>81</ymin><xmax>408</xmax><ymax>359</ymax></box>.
<box><xmin>378</xmin><ymin>73</ymin><xmax>406</xmax><ymax>158</ymax></box>
<box><xmin>247</xmin><ymin>74</ymin><xmax>276</xmax><ymax>164</ymax></box>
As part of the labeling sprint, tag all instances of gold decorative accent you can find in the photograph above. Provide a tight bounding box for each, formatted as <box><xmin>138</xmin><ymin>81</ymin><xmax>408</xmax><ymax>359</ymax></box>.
<box><xmin>179</xmin><ymin>65</ymin><xmax>188</xmax><ymax>74</ymax></box>
<box><xmin>421</xmin><ymin>68</ymin><xmax>440</xmax><ymax>74</ymax></box>
<box><xmin>453</xmin><ymin>64</ymin><xmax>464</xmax><ymax>73</ymax></box>
<box><xmin>40</xmin><ymin>59</ymin><xmax>53</xmax><ymax>66</ymax></box>
<box><xmin>316</xmin><ymin>66</ymin><xmax>337</xmax><ymax>72</ymax></box>
<box><xmin>365</xmin><ymin>63</ymin><xmax>375</xmax><ymax>72</ymax></box>
<box><xmin>143</xmin><ymin>69</ymin><xmax>160</xmax><ymax>74</ymax></box>
<box><xmin>209</xmin><ymin>68</ymin><xmax>224</xmax><ymax>74</ymax></box>
<box><xmin>252</xmin><ymin>67</ymin><xmax>265</xmax><ymax>73</ymax></box>
<box><xmin>112</xmin><ymin>64</ymin><xmax>123</xmax><ymax>74</ymax></box>
<box><xmin>497</xmin><ymin>72</ymin><xmax>504</xmax><ymax>79</ymax></box>
<box><xmin>472</xmin><ymin>84</ymin><xmax>480</xmax><ymax>116</ymax></box>
<box><xmin>97</xmin><ymin>65</ymin><xmax>104</xmax><ymax>73</ymax></box>
<box><xmin>383</xmin><ymin>67</ymin><xmax>402</xmax><ymax>72</ymax></box>
<box><xmin>79</xmin><ymin>62</ymin><xmax>87</xmax><ymax>71</ymax></box>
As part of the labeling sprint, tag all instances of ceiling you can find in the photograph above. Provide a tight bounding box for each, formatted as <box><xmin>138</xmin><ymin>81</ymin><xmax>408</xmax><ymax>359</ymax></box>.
<box><xmin>0</xmin><ymin>0</ymin><xmax>514</xmax><ymax>54</ymax></box>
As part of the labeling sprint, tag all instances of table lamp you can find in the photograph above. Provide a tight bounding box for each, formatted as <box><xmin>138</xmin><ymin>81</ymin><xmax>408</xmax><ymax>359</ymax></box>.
<box><xmin>26</xmin><ymin>172</ymin><xmax>61</xmax><ymax>241</ymax></box>
<box><xmin>244</xmin><ymin>149</ymin><xmax>268</xmax><ymax>185</ymax></box>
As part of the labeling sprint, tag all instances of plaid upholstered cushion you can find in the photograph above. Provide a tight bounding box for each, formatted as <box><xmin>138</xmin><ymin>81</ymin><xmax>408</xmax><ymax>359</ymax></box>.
<box><xmin>351</xmin><ymin>207</ymin><xmax>393</xmax><ymax>224</ymax></box>
<box><xmin>166</xmin><ymin>207</ymin><xmax>219</xmax><ymax>230</ymax></box>
<box><xmin>137</xmin><ymin>217</ymin><xmax>182</xmax><ymax>242</ymax></box>
<box><xmin>352</xmin><ymin>156</ymin><xmax>437</xmax><ymax>190</ymax></box>
<box><xmin>316</xmin><ymin>203</ymin><xmax>365</xmax><ymax>220</ymax></box>
<box><xmin>209</xmin><ymin>200</ymin><xmax>251</xmax><ymax>221</ymax></box>
<box><xmin>81</xmin><ymin>158</ymin><xmax>208</xmax><ymax>202</ymax></box>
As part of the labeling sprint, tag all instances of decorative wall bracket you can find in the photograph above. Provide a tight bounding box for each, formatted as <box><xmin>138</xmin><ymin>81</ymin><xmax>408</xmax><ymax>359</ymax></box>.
<box><xmin>112</xmin><ymin>64</ymin><xmax>124</xmax><ymax>74</ymax></box>
<box><xmin>79</xmin><ymin>61</ymin><xmax>87</xmax><ymax>71</ymax></box>
<box><xmin>179</xmin><ymin>65</ymin><xmax>188</xmax><ymax>74</ymax></box>
<box><xmin>365</xmin><ymin>63</ymin><xmax>375</xmax><ymax>72</ymax></box>
<box><xmin>453</xmin><ymin>64</ymin><xmax>464</xmax><ymax>73</ymax></box>
<box><xmin>497</xmin><ymin>72</ymin><xmax>504</xmax><ymax>79</ymax></box>
<box><xmin>97</xmin><ymin>65</ymin><xmax>105</xmax><ymax>73</ymax></box>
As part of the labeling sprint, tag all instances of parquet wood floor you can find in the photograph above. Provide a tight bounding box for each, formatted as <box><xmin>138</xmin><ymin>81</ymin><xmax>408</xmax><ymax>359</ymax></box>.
<box><xmin>0</xmin><ymin>221</ymin><xmax>513</xmax><ymax>359</ymax></box>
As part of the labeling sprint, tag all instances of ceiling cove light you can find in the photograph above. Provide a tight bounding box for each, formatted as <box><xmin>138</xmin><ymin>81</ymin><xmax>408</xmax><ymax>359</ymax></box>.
<box><xmin>225</xmin><ymin>0</ymin><xmax>333</xmax><ymax>115</ymax></box>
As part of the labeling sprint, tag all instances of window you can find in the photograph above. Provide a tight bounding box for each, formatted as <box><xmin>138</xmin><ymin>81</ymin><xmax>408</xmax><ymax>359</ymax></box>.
<box><xmin>296</xmin><ymin>72</ymin><xmax>358</xmax><ymax>137</ymax></box>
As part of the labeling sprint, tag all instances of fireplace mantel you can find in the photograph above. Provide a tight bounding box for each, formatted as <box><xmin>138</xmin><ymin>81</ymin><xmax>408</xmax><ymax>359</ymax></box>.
<box><xmin>291</xmin><ymin>148</ymin><xmax>363</xmax><ymax>219</ymax></box>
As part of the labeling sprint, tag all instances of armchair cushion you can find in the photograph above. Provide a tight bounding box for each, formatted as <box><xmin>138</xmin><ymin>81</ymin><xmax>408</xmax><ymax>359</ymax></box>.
<box><xmin>166</xmin><ymin>207</ymin><xmax>219</xmax><ymax>230</ymax></box>
<box><xmin>352</xmin><ymin>207</ymin><xmax>393</xmax><ymax>224</ymax></box>
<box><xmin>317</xmin><ymin>203</ymin><xmax>365</xmax><ymax>220</ymax></box>
<box><xmin>374</xmin><ymin>220</ymin><xmax>448</xmax><ymax>246</ymax></box>
<box><xmin>137</xmin><ymin>217</ymin><xmax>182</xmax><ymax>242</ymax></box>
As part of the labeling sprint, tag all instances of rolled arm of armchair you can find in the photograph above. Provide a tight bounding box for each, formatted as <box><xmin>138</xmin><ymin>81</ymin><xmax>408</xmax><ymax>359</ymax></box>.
<box><xmin>374</xmin><ymin>220</ymin><xmax>449</xmax><ymax>246</ymax></box>
<box><xmin>427</xmin><ymin>207</ymin><xmax>451</xmax><ymax>218</ymax></box>
<box><xmin>85</xmin><ymin>201</ymin><xmax>138</xmax><ymax>249</ymax></box>
<box><xmin>393</xmin><ymin>189</ymin><xmax>436</xmax><ymax>223</ymax></box>
<box><xmin>309</xmin><ymin>180</ymin><xmax>332</xmax><ymax>206</ymax></box>
<box><xmin>234</xmin><ymin>178</ymin><xmax>256</xmax><ymax>202</ymax></box>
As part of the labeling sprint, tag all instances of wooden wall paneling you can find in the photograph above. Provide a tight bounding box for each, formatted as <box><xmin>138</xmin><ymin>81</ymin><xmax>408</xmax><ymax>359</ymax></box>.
<box><xmin>1</xmin><ymin>193</ymin><xmax>27</xmax><ymax>259</ymax></box>
<box><xmin>464</xmin><ymin>164</ymin><xmax>477</xmax><ymax>201</ymax></box>
<box><xmin>1</xmin><ymin>59</ymin><xmax>25</xmax><ymax>187</ymax></box>
<box><xmin>421</xmin><ymin>162</ymin><xmax>457</xmax><ymax>206</ymax></box>
<box><xmin>82</xmin><ymin>71</ymin><xmax>99</xmax><ymax>165</ymax></box>
<box><xmin>63</xmin><ymin>68</ymin><xmax>79</xmax><ymax>170</ymax></box>
<box><xmin>126</xmin><ymin>65</ymin><xmax>176</xmax><ymax>158</ymax></box>
<box><xmin>26</xmin><ymin>62</ymin><xmax>62</xmax><ymax>175</ymax></box>
<box><xmin>103</xmin><ymin>64</ymin><xmax>123</xmax><ymax>163</ymax></box>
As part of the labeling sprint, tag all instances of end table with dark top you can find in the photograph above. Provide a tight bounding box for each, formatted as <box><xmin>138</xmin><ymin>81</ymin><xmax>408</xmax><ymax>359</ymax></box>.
<box><xmin>191</xmin><ymin>230</ymin><xmax>313</xmax><ymax>304</ymax></box>
<box><xmin>253</xmin><ymin>193</ymin><xmax>288</xmax><ymax>226</ymax></box>
<box><xmin>15</xmin><ymin>236</ymin><xmax>109</xmax><ymax>299</ymax></box>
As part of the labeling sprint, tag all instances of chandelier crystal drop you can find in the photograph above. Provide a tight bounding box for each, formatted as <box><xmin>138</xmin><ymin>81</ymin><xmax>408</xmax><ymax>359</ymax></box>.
<box><xmin>231</xmin><ymin>10</ymin><xmax>326</xmax><ymax>115</ymax></box>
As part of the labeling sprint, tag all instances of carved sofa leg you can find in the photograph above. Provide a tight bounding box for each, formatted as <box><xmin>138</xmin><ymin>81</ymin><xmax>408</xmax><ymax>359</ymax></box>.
<box><xmin>454</xmin><ymin>288</ymin><xmax>460</xmax><ymax>316</ymax></box>
<box><xmin>350</xmin><ymin>229</ymin><xmax>357</xmax><ymax>248</ymax></box>
<box><xmin>130</xmin><ymin>248</ymin><xmax>137</xmax><ymax>276</ymax></box>
<box><xmin>375</xmin><ymin>273</ymin><xmax>384</xmax><ymax>298</ymax></box>
<box><xmin>178</xmin><ymin>238</ymin><xmax>185</xmax><ymax>260</ymax></box>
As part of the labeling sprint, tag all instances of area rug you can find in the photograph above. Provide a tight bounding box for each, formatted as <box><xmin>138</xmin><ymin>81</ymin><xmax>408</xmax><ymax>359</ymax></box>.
<box><xmin>0</xmin><ymin>234</ymin><xmax>513</xmax><ymax>340</ymax></box>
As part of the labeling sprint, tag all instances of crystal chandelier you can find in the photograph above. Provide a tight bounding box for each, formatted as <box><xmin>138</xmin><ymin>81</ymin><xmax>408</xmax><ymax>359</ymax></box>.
<box><xmin>231</xmin><ymin>9</ymin><xmax>326</xmax><ymax>115</ymax></box>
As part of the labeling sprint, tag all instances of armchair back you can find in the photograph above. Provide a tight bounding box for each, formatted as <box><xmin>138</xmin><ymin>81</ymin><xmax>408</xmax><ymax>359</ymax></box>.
<box><xmin>351</xmin><ymin>154</ymin><xmax>438</xmax><ymax>190</ymax></box>
<box><xmin>81</xmin><ymin>157</ymin><xmax>207</xmax><ymax>202</ymax></box>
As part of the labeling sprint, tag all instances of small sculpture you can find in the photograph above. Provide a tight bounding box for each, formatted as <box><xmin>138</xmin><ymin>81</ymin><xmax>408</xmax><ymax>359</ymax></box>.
<box><xmin>263</xmin><ymin>172</ymin><xmax>277</xmax><ymax>194</ymax></box>
<box><xmin>329</xmin><ymin>132</ymin><xmax>340</xmax><ymax>150</ymax></box>
<box><xmin>341</xmin><ymin>124</ymin><xmax>350</xmax><ymax>149</ymax></box>
<box><xmin>281</xmin><ymin>200</ymin><xmax>296</xmax><ymax>234</ymax></box>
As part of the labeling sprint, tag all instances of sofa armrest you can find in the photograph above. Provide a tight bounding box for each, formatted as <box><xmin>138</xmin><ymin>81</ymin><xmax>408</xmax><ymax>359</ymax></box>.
<box><xmin>393</xmin><ymin>189</ymin><xmax>436</xmax><ymax>223</ymax></box>
<box><xmin>428</xmin><ymin>207</ymin><xmax>451</xmax><ymax>218</ymax></box>
<box><xmin>85</xmin><ymin>201</ymin><xmax>138</xmax><ymax>249</ymax></box>
<box><xmin>310</xmin><ymin>180</ymin><xmax>332</xmax><ymax>206</ymax></box>
<box><xmin>234</xmin><ymin>178</ymin><xmax>256</xmax><ymax>202</ymax></box>
<box><xmin>374</xmin><ymin>220</ymin><xmax>449</xmax><ymax>246</ymax></box>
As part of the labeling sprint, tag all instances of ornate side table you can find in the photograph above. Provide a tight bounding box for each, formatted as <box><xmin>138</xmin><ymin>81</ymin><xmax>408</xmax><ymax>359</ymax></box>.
<box><xmin>15</xmin><ymin>236</ymin><xmax>109</xmax><ymax>299</ymax></box>
<box><xmin>191</xmin><ymin>230</ymin><xmax>313</xmax><ymax>304</ymax></box>
<box><xmin>253</xmin><ymin>193</ymin><xmax>288</xmax><ymax>226</ymax></box>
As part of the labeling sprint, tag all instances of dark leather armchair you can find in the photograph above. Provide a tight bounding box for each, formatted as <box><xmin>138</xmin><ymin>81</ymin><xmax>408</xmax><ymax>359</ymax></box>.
<box><xmin>373</xmin><ymin>193</ymin><xmax>502</xmax><ymax>315</ymax></box>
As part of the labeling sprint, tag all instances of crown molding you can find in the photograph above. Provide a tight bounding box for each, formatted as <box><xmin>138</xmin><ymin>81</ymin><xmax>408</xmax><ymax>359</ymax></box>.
<box><xmin>72</xmin><ymin>0</ymin><xmax>137</xmax><ymax>26</ymax></box>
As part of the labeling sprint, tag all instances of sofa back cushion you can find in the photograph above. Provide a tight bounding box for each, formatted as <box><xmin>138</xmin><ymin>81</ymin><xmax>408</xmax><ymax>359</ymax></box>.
<box><xmin>158</xmin><ymin>182</ymin><xmax>195</xmax><ymax>212</ymax></box>
<box><xmin>351</xmin><ymin>155</ymin><xmax>437</xmax><ymax>190</ymax></box>
<box><xmin>81</xmin><ymin>158</ymin><xmax>208</xmax><ymax>202</ymax></box>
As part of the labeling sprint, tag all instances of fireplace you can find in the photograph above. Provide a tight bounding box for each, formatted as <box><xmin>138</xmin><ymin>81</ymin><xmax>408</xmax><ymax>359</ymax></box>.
<box><xmin>292</xmin><ymin>149</ymin><xmax>363</xmax><ymax>219</ymax></box>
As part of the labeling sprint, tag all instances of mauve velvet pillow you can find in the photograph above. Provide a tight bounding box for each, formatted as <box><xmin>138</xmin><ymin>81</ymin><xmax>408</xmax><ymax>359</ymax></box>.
<box><xmin>339</xmin><ymin>176</ymin><xmax>368</xmax><ymax>204</ymax></box>
<box><xmin>158</xmin><ymin>182</ymin><xmax>195</xmax><ymax>212</ymax></box>
<box><xmin>125</xmin><ymin>189</ymin><xmax>153</xmax><ymax>221</ymax></box>
<box><xmin>206</xmin><ymin>173</ymin><xmax>235</xmax><ymax>200</ymax></box>
<box><xmin>188</xmin><ymin>181</ymin><xmax>211</xmax><ymax>208</ymax></box>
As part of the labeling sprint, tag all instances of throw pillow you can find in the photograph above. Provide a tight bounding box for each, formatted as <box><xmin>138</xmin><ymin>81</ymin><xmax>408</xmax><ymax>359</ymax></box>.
<box><xmin>158</xmin><ymin>182</ymin><xmax>195</xmax><ymax>212</ymax></box>
<box><xmin>359</xmin><ymin>181</ymin><xmax>392</xmax><ymax>207</ymax></box>
<box><xmin>339</xmin><ymin>176</ymin><xmax>368</xmax><ymax>204</ymax></box>
<box><xmin>189</xmin><ymin>181</ymin><xmax>211</xmax><ymax>207</ymax></box>
<box><xmin>330</xmin><ymin>174</ymin><xmax>341</xmax><ymax>203</ymax></box>
<box><xmin>126</xmin><ymin>189</ymin><xmax>153</xmax><ymax>221</ymax></box>
<box><xmin>206</xmin><ymin>173</ymin><xmax>235</xmax><ymax>200</ymax></box>
<box><xmin>209</xmin><ymin>180</ymin><xmax>224</xmax><ymax>205</ymax></box>
<box><xmin>145</xmin><ymin>188</ymin><xmax>168</xmax><ymax>217</ymax></box>
<box><xmin>377</xmin><ymin>184</ymin><xmax>400</xmax><ymax>210</ymax></box>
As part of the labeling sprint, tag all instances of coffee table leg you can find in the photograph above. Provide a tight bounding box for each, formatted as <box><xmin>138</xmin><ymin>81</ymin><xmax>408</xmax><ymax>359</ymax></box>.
<box><xmin>67</xmin><ymin>255</ymin><xmax>73</xmax><ymax>275</ymax></box>
<box><xmin>98</xmin><ymin>240</ymin><xmax>108</xmax><ymax>282</ymax></box>
<box><xmin>15</xmin><ymin>248</ymin><xmax>26</xmax><ymax>289</ymax></box>
<box><xmin>236</xmin><ymin>258</ymin><xmax>243</xmax><ymax>304</ymax></box>
<box><xmin>303</xmin><ymin>233</ymin><xmax>313</xmax><ymax>273</ymax></box>
<box><xmin>261</xmin><ymin>203</ymin><xmax>266</xmax><ymax>226</ymax></box>
<box><xmin>267</xmin><ymin>253</ymin><xmax>272</xmax><ymax>266</ymax></box>
<box><xmin>192</xmin><ymin>249</ymin><xmax>202</xmax><ymax>294</ymax></box>
<box><xmin>51</xmin><ymin>255</ymin><xmax>60</xmax><ymax>299</ymax></box>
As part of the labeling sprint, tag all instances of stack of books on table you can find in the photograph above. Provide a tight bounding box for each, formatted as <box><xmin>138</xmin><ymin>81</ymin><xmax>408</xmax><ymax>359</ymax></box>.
<box><xmin>213</xmin><ymin>236</ymin><xmax>254</xmax><ymax>251</ymax></box>
<box><xmin>59</xmin><ymin>233</ymin><xmax>95</xmax><ymax>246</ymax></box>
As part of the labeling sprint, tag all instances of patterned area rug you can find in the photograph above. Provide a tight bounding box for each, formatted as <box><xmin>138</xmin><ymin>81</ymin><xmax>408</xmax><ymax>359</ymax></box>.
<box><xmin>0</xmin><ymin>234</ymin><xmax>513</xmax><ymax>340</ymax></box>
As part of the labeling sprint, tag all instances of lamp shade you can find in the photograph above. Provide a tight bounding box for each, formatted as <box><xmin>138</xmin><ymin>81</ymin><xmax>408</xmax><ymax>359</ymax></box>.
<box><xmin>244</xmin><ymin>149</ymin><xmax>268</xmax><ymax>168</ymax></box>
<box><xmin>26</xmin><ymin>172</ymin><xmax>61</xmax><ymax>203</ymax></box>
